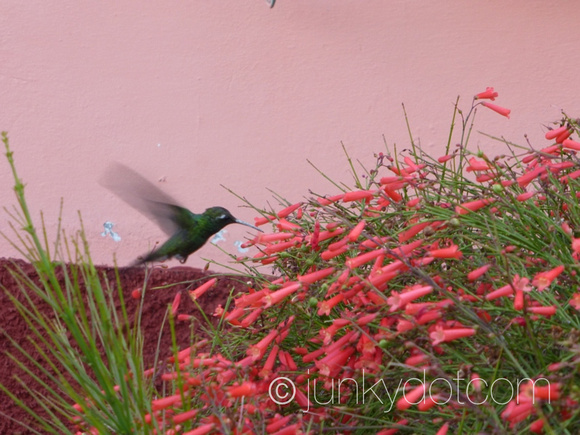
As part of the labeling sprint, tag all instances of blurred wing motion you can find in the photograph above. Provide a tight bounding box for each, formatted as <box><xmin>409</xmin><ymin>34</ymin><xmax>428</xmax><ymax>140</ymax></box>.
<box><xmin>99</xmin><ymin>163</ymin><xmax>184</xmax><ymax>236</ymax></box>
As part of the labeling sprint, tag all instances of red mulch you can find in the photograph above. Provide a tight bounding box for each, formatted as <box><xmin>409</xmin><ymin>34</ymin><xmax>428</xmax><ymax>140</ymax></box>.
<box><xmin>0</xmin><ymin>258</ymin><xmax>243</xmax><ymax>434</ymax></box>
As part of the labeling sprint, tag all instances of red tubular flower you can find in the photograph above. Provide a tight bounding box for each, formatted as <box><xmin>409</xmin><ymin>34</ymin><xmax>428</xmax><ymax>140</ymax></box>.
<box><xmin>173</xmin><ymin>409</ymin><xmax>199</xmax><ymax>424</ymax></box>
<box><xmin>362</xmin><ymin>289</ymin><xmax>386</xmax><ymax>306</ymax></box>
<box><xmin>263</xmin><ymin>282</ymin><xmax>302</xmax><ymax>307</ymax></box>
<box><xmin>430</xmin><ymin>325</ymin><xmax>476</xmax><ymax>345</ymax></box>
<box><xmin>466</xmin><ymin>157</ymin><xmax>492</xmax><ymax>172</ymax></box>
<box><xmin>527</xmin><ymin>306</ymin><xmax>556</xmax><ymax>316</ymax></box>
<box><xmin>539</xmin><ymin>144</ymin><xmax>563</xmax><ymax>155</ymax></box>
<box><xmin>521</xmin><ymin>381</ymin><xmax>561</xmax><ymax>401</ymax></box>
<box><xmin>360</xmin><ymin>235</ymin><xmax>390</xmax><ymax>249</ymax></box>
<box><xmin>396</xmin><ymin>383</ymin><xmax>428</xmax><ymax>410</ymax></box>
<box><xmin>240</xmin><ymin>307</ymin><xmax>264</xmax><ymax>327</ymax></box>
<box><xmin>317</xmin><ymin>293</ymin><xmax>345</xmax><ymax>315</ymax></box>
<box><xmin>348</xmin><ymin>220</ymin><xmax>366</xmax><ymax>242</ymax></box>
<box><xmin>317</xmin><ymin>194</ymin><xmax>345</xmax><ymax>205</ymax></box>
<box><xmin>297</xmin><ymin>267</ymin><xmax>335</xmax><ymax>285</ymax></box>
<box><xmin>302</xmin><ymin>347</ymin><xmax>326</xmax><ymax>363</ymax></box>
<box><xmin>376</xmin><ymin>419</ymin><xmax>409</xmax><ymax>435</ymax></box>
<box><xmin>570</xmin><ymin>293</ymin><xmax>580</xmax><ymax>310</ymax></box>
<box><xmin>269</xmin><ymin>424</ymin><xmax>301</xmax><ymax>435</ymax></box>
<box><xmin>325</xmin><ymin>330</ymin><xmax>358</xmax><ymax>354</ymax></box>
<box><xmin>548</xmin><ymin>161</ymin><xmax>575</xmax><ymax>174</ymax></box>
<box><xmin>513</xmin><ymin>288</ymin><xmax>524</xmax><ymax>310</ymax></box>
<box><xmin>357</xmin><ymin>333</ymin><xmax>376</xmax><ymax>356</ymax></box>
<box><xmin>517</xmin><ymin>166</ymin><xmax>547</xmax><ymax>188</ymax></box>
<box><xmin>530</xmin><ymin>418</ymin><xmax>544</xmax><ymax>434</ymax></box>
<box><xmin>560</xmin><ymin>169</ymin><xmax>580</xmax><ymax>184</ymax></box>
<box><xmin>397</xmin><ymin>319</ymin><xmax>415</xmax><ymax>333</ymax></box>
<box><xmin>571</xmin><ymin>238</ymin><xmax>580</xmax><ymax>255</ymax></box>
<box><xmin>545</xmin><ymin>125</ymin><xmax>569</xmax><ymax>140</ymax></box>
<box><xmin>470</xmin><ymin>373</ymin><xmax>483</xmax><ymax>392</ymax></box>
<box><xmin>428</xmin><ymin>245</ymin><xmax>462</xmax><ymax>259</ymax></box>
<box><xmin>416</xmin><ymin>308</ymin><xmax>442</xmax><ymax>325</ymax></box>
<box><xmin>405</xmin><ymin>353</ymin><xmax>428</xmax><ymax>367</ymax></box>
<box><xmin>247</xmin><ymin>329</ymin><xmax>279</xmax><ymax>360</ymax></box>
<box><xmin>475</xmin><ymin>87</ymin><xmax>498</xmax><ymax>100</ymax></box>
<box><xmin>320</xmin><ymin>323</ymin><xmax>341</xmax><ymax>345</ymax></box>
<box><xmin>310</xmin><ymin>219</ymin><xmax>320</xmax><ymax>250</ymax></box>
<box><xmin>371</xmin><ymin>253</ymin><xmax>386</xmax><ymax>274</ymax></box>
<box><xmin>416</xmin><ymin>394</ymin><xmax>444</xmax><ymax>411</ymax></box>
<box><xmin>351</xmin><ymin>314</ymin><xmax>376</xmax><ymax>329</ymax></box>
<box><xmin>467</xmin><ymin>264</ymin><xmax>491</xmax><ymax>281</ymax></box>
<box><xmin>455</xmin><ymin>198</ymin><xmax>495</xmax><ymax>215</ymax></box>
<box><xmin>406</xmin><ymin>198</ymin><xmax>421</xmax><ymax>209</ymax></box>
<box><xmin>563</xmin><ymin>138</ymin><xmax>580</xmax><ymax>150</ymax></box>
<box><xmin>243</xmin><ymin>232</ymin><xmax>289</xmax><ymax>248</ymax></box>
<box><xmin>556</xmin><ymin>128</ymin><xmax>572</xmax><ymax>143</ymax></box>
<box><xmin>438</xmin><ymin>154</ymin><xmax>455</xmax><ymax>163</ymax></box>
<box><xmin>516</xmin><ymin>191</ymin><xmax>536</xmax><ymax>202</ymax></box>
<box><xmin>476</xmin><ymin>173</ymin><xmax>496</xmax><ymax>183</ymax></box>
<box><xmin>481</xmin><ymin>101</ymin><xmax>511</xmax><ymax>118</ymax></box>
<box><xmin>255</xmin><ymin>215</ymin><xmax>276</xmax><ymax>226</ymax></box>
<box><xmin>404</xmin><ymin>301</ymin><xmax>434</xmax><ymax>315</ymax></box>
<box><xmin>276</xmin><ymin>202</ymin><xmax>302</xmax><ymax>219</ymax></box>
<box><xmin>266</xmin><ymin>415</ymin><xmax>293</xmax><ymax>433</ymax></box>
<box><xmin>342</xmin><ymin>189</ymin><xmax>376</xmax><ymax>202</ymax></box>
<box><xmin>189</xmin><ymin>278</ymin><xmax>217</xmax><ymax>301</ymax></box>
<box><xmin>387</xmin><ymin>285</ymin><xmax>433</xmax><ymax>312</ymax></box>
<box><xmin>382</xmin><ymin>185</ymin><xmax>403</xmax><ymax>202</ymax></box>
<box><xmin>398</xmin><ymin>221</ymin><xmax>431</xmax><ymax>243</ymax></box>
<box><xmin>170</xmin><ymin>291</ymin><xmax>182</xmax><ymax>316</ymax></box>
<box><xmin>327</xmin><ymin>236</ymin><xmax>349</xmax><ymax>251</ymax></box>
<box><xmin>532</xmin><ymin>265</ymin><xmax>564</xmax><ymax>291</ymax></box>
<box><xmin>320</xmin><ymin>244</ymin><xmax>349</xmax><ymax>260</ymax></box>
<box><xmin>367</xmin><ymin>270</ymin><xmax>399</xmax><ymax>289</ymax></box>
<box><xmin>227</xmin><ymin>381</ymin><xmax>257</xmax><ymax>398</ymax></box>
<box><xmin>256</xmin><ymin>232</ymin><xmax>296</xmax><ymax>244</ymax></box>
<box><xmin>390</xmin><ymin>239</ymin><xmax>424</xmax><ymax>258</ymax></box>
<box><xmin>277</xmin><ymin>218</ymin><xmax>301</xmax><ymax>231</ymax></box>
<box><xmin>346</xmin><ymin>249</ymin><xmax>385</xmax><ymax>269</ymax></box>
<box><xmin>316</xmin><ymin>346</ymin><xmax>356</xmax><ymax>377</ymax></box>
<box><xmin>263</xmin><ymin>239</ymin><xmax>301</xmax><ymax>255</ymax></box>
<box><xmin>501</xmin><ymin>399</ymin><xmax>535</xmax><ymax>424</ymax></box>
<box><xmin>152</xmin><ymin>393</ymin><xmax>183</xmax><ymax>411</ymax></box>
<box><xmin>436</xmin><ymin>422</ymin><xmax>450</xmax><ymax>435</ymax></box>
<box><xmin>235</xmin><ymin>288</ymin><xmax>269</xmax><ymax>308</ymax></box>
<box><xmin>182</xmin><ymin>423</ymin><xmax>215</xmax><ymax>435</ymax></box>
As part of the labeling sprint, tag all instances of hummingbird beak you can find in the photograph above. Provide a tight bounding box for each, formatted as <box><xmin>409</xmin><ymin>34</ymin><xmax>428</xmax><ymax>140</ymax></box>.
<box><xmin>235</xmin><ymin>219</ymin><xmax>264</xmax><ymax>233</ymax></box>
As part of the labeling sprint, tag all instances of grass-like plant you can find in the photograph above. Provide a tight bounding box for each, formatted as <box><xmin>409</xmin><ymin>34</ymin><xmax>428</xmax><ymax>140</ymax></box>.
<box><xmin>0</xmin><ymin>132</ymin><xmax>164</xmax><ymax>433</ymax></box>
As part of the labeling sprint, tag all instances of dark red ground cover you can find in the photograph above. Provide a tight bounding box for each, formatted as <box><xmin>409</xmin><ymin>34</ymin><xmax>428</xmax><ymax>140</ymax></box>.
<box><xmin>0</xmin><ymin>258</ymin><xmax>240</xmax><ymax>434</ymax></box>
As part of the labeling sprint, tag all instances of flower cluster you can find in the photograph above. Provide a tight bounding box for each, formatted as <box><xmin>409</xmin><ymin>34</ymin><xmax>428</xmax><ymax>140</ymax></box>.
<box><xmin>71</xmin><ymin>90</ymin><xmax>580</xmax><ymax>434</ymax></box>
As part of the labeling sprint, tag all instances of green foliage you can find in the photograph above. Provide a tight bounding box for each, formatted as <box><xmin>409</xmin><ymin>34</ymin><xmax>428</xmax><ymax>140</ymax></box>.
<box><xmin>1</xmin><ymin>132</ymin><xmax>161</xmax><ymax>433</ymax></box>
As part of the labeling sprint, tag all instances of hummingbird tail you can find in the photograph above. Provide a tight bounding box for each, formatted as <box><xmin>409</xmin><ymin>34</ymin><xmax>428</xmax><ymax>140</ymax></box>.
<box><xmin>131</xmin><ymin>250</ymin><xmax>171</xmax><ymax>267</ymax></box>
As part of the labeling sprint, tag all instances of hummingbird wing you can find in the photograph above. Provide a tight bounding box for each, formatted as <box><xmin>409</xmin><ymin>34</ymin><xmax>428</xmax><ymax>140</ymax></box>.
<box><xmin>100</xmin><ymin>163</ymin><xmax>193</xmax><ymax>236</ymax></box>
<box><xmin>145</xmin><ymin>201</ymin><xmax>200</xmax><ymax>233</ymax></box>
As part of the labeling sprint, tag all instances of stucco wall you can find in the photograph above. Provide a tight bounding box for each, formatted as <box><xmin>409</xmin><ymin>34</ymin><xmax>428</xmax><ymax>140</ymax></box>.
<box><xmin>1</xmin><ymin>1</ymin><xmax>579</xmax><ymax>270</ymax></box>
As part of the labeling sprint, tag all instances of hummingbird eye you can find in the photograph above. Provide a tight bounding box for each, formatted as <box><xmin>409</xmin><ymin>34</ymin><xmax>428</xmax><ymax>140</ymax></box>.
<box><xmin>219</xmin><ymin>214</ymin><xmax>228</xmax><ymax>220</ymax></box>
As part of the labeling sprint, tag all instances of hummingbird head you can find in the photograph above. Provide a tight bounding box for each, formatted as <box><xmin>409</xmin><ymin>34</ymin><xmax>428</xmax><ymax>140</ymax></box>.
<box><xmin>204</xmin><ymin>207</ymin><xmax>263</xmax><ymax>233</ymax></box>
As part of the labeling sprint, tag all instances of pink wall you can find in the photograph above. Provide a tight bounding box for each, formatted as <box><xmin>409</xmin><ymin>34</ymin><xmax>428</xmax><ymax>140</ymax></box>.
<box><xmin>2</xmin><ymin>1</ymin><xmax>579</xmax><ymax>270</ymax></box>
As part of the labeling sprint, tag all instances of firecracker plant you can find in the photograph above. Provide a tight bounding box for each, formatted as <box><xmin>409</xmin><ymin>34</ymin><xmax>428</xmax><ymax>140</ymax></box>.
<box><xmin>3</xmin><ymin>88</ymin><xmax>580</xmax><ymax>434</ymax></box>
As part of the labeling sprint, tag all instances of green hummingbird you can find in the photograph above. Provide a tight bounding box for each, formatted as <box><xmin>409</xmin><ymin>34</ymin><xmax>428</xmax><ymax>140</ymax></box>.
<box><xmin>100</xmin><ymin>163</ymin><xmax>262</xmax><ymax>265</ymax></box>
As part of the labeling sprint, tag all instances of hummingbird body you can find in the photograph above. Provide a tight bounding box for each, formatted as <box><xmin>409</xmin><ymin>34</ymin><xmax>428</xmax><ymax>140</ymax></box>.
<box><xmin>100</xmin><ymin>164</ymin><xmax>262</xmax><ymax>265</ymax></box>
<box><xmin>138</xmin><ymin>205</ymin><xmax>254</xmax><ymax>264</ymax></box>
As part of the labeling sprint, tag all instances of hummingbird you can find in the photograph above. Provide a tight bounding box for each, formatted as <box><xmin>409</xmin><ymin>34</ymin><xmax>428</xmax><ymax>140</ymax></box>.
<box><xmin>100</xmin><ymin>163</ymin><xmax>262</xmax><ymax>265</ymax></box>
